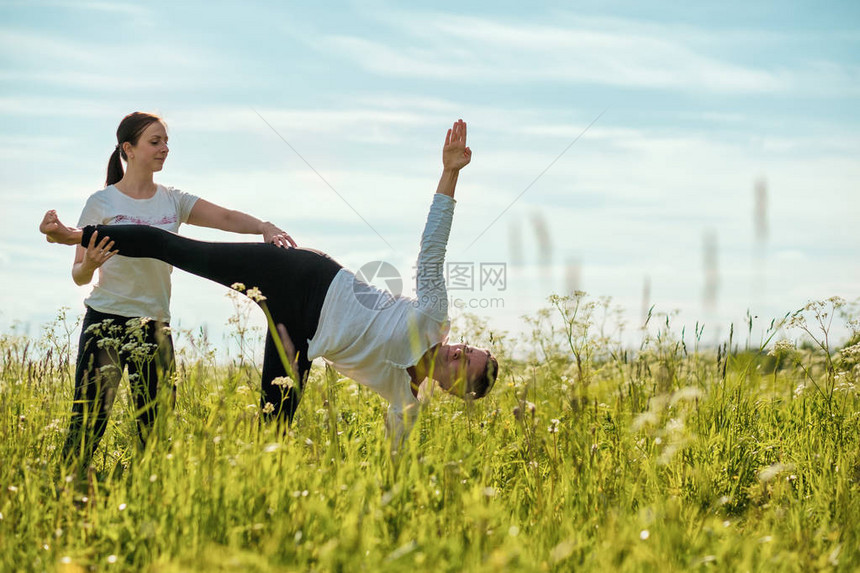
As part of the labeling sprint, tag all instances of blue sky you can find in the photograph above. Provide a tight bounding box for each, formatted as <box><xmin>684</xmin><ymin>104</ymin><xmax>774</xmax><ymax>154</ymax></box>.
<box><xmin>1</xmin><ymin>0</ymin><xmax>858</xmax><ymax>352</ymax></box>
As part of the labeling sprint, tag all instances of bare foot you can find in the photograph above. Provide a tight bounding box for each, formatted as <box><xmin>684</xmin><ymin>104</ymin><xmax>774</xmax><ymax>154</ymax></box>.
<box><xmin>39</xmin><ymin>210</ymin><xmax>82</xmax><ymax>245</ymax></box>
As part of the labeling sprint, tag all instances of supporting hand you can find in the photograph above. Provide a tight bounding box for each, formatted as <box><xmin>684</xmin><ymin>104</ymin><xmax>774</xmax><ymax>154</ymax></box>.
<box><xmin>262</xmin><ymin>222</ymin><xmax>297</xmax><ymax>249</ymax></box>
<box><xmin>81</xmin><ymin>230</ymin><xmax>117</xmax><ymax>270</ymax></box>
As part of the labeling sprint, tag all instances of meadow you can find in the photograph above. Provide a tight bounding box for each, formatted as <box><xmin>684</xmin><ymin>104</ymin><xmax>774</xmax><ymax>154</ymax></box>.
<box><xmin>1</xmin><ymin>294</ymin><xmax>858</xmax><ymax>572</ymax></box>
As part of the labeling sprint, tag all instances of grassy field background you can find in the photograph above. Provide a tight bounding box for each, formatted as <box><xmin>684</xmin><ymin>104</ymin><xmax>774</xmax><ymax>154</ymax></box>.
<box><xmin>1</xmin><ymin>295</ymin><xmax>858</xmax><ymax>572</ymax></box>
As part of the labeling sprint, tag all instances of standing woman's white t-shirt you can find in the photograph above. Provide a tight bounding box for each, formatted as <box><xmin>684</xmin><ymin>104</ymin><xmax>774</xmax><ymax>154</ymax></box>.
<box><xmin>77</xmin><ymin>184</ymin><xmax>199</xmax><ymax>321</ymax></box>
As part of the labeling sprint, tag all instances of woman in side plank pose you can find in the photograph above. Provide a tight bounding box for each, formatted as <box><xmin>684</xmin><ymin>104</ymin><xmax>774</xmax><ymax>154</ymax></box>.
<box><xmin>41</xmin><ymin>120</ymin><xmax>498</xmax><ymax>449</ymax></box>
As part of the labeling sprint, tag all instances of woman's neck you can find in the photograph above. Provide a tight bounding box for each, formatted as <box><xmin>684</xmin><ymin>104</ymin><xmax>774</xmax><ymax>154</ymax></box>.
<box><xmin>114</xmin><ymin>169</ymin><xmax>157</xmax><ymax>199</ymax></box>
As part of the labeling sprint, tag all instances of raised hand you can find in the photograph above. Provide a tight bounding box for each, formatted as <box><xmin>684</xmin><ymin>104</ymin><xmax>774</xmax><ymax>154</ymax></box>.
<box><xmin>442</xmin><ymin>119</ymin><xmax>471</xmax><ymax>172</ymax></box>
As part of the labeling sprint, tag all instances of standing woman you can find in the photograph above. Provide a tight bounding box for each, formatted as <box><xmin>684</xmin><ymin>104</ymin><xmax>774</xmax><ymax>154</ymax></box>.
<box><xmin>64</xmin><ymin>111</ymin><xmax>294</xmax><ymax>472</ymax></box>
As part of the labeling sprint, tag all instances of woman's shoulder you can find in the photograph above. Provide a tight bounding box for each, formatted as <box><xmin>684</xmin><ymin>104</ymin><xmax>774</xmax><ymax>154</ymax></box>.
<box><xmin>157</xmin><ymin>184</ymin><xmax>197</xmax><ymax>199</ymax></box>
<box><xmin>82</xmin><ymin>185</ymin><xmax>118</xmax><ymax>208</ymax></box>
<box><xmin>88</xmin><ymin>184</ymin><xmax>117</xmax><ymax>197</ymax></box>
<box><xmin>156</xmin><ymin>183</ymin><xmax>179</xmax><ymax>195</ymax></box>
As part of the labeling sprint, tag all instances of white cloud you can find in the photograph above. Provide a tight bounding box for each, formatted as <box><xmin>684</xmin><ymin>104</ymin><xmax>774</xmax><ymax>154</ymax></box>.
<box><xmin>0</xmin><ymin>28</ymin><xmax>109</xmax><ymax>67</ymax></box>
<box><xmin>0</xmin><ymin>70</ymin><xmax>168</xmax><ymax>92</ymax></box>
<box><xmin>17</xmin><ymin>0</ymin><xmax>150</xmax><ymax>17</ymax></box>
<box><xmin>311</xmin><ymin>10</ymin><xmax>860</xmax><ymax>98</ymax></box>
<box><xmin>0</xmin><ymin>27</ymin><xmax>236</xmax><ymax>93</ymax></box>
<box><xmin>0</xmin><ymin>96</ymin><xmax>118</xmax><ymax>118</ymax></box>
<box><xmin>319</xmin><ymin>13</ymin><xmax>787</xmax><ymax>93</ymax></box>
<box><xmin>173</xmin><ymin>107</ymin><xmax>434</xmax><ymax>136</ymax></box>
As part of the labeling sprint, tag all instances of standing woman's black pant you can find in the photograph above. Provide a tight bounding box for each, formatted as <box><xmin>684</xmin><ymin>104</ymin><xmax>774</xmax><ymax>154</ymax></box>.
<box><xmin>81</xmin><ymin>224</ymin><xmax>342</xmax><ymax>425</ymax></box>
<box><xmin>62</xmin><ymin>306</ymin><xmax>175</xmax><ymax>470</ymax></box>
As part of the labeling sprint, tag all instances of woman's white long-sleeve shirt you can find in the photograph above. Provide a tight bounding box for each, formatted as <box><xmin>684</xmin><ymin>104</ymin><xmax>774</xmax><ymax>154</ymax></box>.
<box><xmin>307</xmin><ymin>193</ymin><xmax>455</xmax><ymax>445</ymax></box>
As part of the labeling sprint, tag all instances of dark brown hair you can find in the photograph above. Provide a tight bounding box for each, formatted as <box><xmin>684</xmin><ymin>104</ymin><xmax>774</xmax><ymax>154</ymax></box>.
<box><xmin>105</xmin><ymin>112</ymin><xmax>164</xmax><ymax>187</ymax></box>
<box><xmin>469</xmin><ymin>352</ymin><xmax>499</xmax><ymax>399</ymax></box>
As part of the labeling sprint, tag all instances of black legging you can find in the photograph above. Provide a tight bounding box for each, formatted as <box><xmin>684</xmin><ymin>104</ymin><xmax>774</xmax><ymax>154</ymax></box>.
<box><xmin>81</xmin><ymin>224</ymin><xmax>342</xmax><ymax>424</ymax></box>
<box><xmin>63</xmin><ymin>306</ymin><xmax>175</xmax><ymax>469</ymax></box>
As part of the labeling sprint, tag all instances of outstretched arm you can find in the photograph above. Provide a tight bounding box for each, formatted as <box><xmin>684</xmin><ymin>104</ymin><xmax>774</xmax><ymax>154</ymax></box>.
<box><xmin>435</xmin><ymin>119</ymin><xmax>471</xmax><ymax>199</ymax></box>
<box><xmin>187</xmin><ymin>199</ymin><xmax>297</xmax><ymax>248</ymax></box>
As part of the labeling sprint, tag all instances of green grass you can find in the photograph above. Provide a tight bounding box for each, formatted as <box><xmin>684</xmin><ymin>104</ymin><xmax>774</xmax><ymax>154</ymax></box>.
<box><xmin>1</xmin><ymin>296</ymin><xmax>858</xmax><ymax>572</ymax></box>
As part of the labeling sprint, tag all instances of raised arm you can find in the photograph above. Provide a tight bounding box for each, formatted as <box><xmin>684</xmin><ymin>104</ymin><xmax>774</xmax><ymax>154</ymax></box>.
<box><xmin>186</xmin><ymin>199</ymin><xmax>297</xmax><ymax>248</ymax></box>
<box><xmin>415</xmin><ymin>120</ymin><xmax>471</xmax><ymax>317</ymax></box>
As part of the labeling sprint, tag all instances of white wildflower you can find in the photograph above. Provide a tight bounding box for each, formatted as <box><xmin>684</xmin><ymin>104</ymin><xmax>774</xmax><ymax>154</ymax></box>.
<box><xmin>670</xmin><ymin>386</ymin><xmax>704</xmax><ymax>405</ymax></box>
<box><xmin>657</xmin><ymin>443</ymin><xmax>679</xmax><ymax>465</ymax></box>
<box><xmin>246</xmin><ymin>287</ymin><xmax>267</xmax><ymax>302</ymax></box>
<box><xmin>632</xmin><ymin>411</ymin><xmax>659</xmax><ymax>431</ymax></box>
<box><xmin>828</xmin><ymin>296</ymin><xmax>846</xmax><ymax>308</ymax></box>
<box><xmin>758</xmin><ymin>462</ymin><xmax>795</xmax><ymax>483</ymax></box>
<box><xmin>549</xmin><ymin>540</ymin><xmax>573</xmax><ymax>563</ymax></box>
<box><xmin>272</xmin><ymin>377</ymin><xmax>295</xmax><ymax>389</ymax></box>
<box><xmin>262</xmin><ymin>402</ymin><xmax>275</xmax><ymax>415</ymax></box>
<box><xmin>829</xmin><ymin>544</ymin><xmax>842</xmax><ymax>566</ymax></box>
<box><xmin>769</xmin><ymin>339</ymin><xmax>795</xmax><ymax>357</ymax></box>
<box><xmin>840</xmin><ymin>343</ymin><xmax>860</xmax><ymax>363</ymax></box>
<box><xmin>230</xmin><ymin>282</ymin><xmax>246</xmax><ymax>292</ymax></box>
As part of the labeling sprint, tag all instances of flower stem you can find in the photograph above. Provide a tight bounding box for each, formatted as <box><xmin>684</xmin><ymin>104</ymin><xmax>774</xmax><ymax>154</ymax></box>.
<box><xmin>259</xmin><ymin>301</ymin><xmax>301</xmax><ymax>397</ymax></box>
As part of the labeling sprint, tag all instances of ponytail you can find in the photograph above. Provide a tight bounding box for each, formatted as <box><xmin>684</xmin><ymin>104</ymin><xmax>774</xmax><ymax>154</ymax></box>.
<box><xmin>105</xmin><ymin>145</ymin><xmax>124</xmax><ymax>186</ymax></box>
<box><xmin>104</xmin><ymin>111</ymin><xmax>165</xmax><ymax>188</ymax></box>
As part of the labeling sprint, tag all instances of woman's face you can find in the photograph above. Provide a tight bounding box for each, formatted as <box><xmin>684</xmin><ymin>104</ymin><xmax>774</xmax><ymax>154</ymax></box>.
<box><xmin>127</xmin><ymin>121</ymin><xmax>169</xmax><ymax>172</ymax></box>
